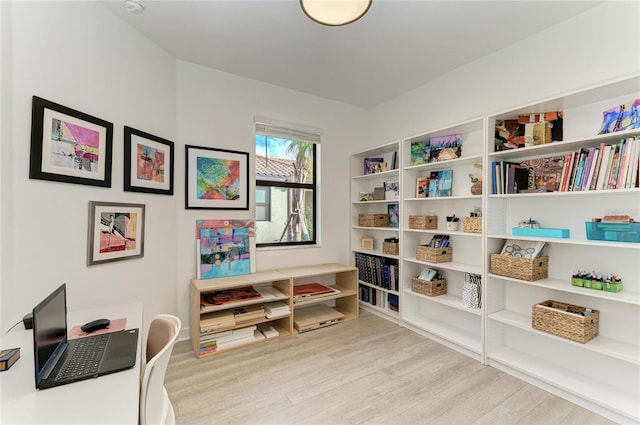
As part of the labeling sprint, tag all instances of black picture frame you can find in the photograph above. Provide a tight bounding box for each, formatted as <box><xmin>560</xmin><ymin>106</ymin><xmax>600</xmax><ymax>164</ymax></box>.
<box><xmin>29</xmin><ymin>96</ymin><xmax>113</xmax><ymax>187</ymax></box>
<box><xmin>124</xmin><ymin>126</ymin><xmax>174</xmax><ymax>195</ymax></box>
<box><xmin>185</xmin><ymin>145</ymin><xmax>249</xmax><ymax>210</ymax></box>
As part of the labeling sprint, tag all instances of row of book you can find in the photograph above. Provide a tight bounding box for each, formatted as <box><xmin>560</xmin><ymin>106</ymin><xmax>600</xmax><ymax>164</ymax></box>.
<box><xmin>359</xmin><ymin>285</ymin><xmax>399</xmax><ymax>312</ymax></box>
<box><xmin>354</xmin><ymin>252</ymin><xmax>399</xmax><ymax>291</ymax></box>
<box><xmin>491</xmin><ymin>136</ymin><xmax>639</xmax><ymax>194</ymax></box>
<box><xmin>200</xmin><ymin>301</ymin><xmax>290</xmax><ymax>334</ymax></box>
<box><xmin>560</xmin><ymin>137</ymin><xmax>639</xmax><ymax>192</ymax></box>
<box><xmin>200</xmin><ymin>325</ymin><xmax>280</xmax><ymax>355</ymax></box>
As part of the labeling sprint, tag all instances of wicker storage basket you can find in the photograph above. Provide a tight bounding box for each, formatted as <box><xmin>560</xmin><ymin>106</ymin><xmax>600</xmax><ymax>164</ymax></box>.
<box><xmin>359</xmin><ymin>214</ymin><xmax>390</xmax><ymax>227</ymax></box>
<box><xmin>411</xmin><ymin>277</ymin><xmax>447</xmax><ymax>297</ymax></box>
<box><xmin>416</xmin><ymin>246</ymin><xmax>452</xmax><ymax>263</ymax></box>
<box><xmin>532</xmin><ymin>300</ymin><xmax>599</xmax><ymax>343</ymax></box>
<box><xmin>490</xmin><ymin>254</ymin><xmax>548</xmax><ymax>281</ymax></box>
<box><xmin>462</xmin><ymin>217</ymin><xmax>482</xmax><ymax>233</ymax></box>
<box><xmin>409</xmin><ymin>215</ymin><xmax>437</xmax><ymax>230</ymax></box>
<box><xmin>382</xmin><ymin>242</ymin><xmax>399</xmax><ymax>255</ymax></box>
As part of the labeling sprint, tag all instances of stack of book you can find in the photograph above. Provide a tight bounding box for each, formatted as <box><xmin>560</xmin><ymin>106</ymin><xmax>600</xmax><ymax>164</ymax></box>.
<box><xmin>292</xmin><ymin>283</ymin><xmax>340</xmax><ymax>304</ymax></box>
<box><xmin>263</xmin><ymin>301</ymin><xmax>290</xmax><ymax>319</ymax></box>
<box><xmin>232</xmin><ymin>305</ymin><xmax>265</xmax><ymax>324</ymax></box>
<box><xmin>200</xmin><ymin>310</ymin><xmax>235</xmax><ymax>332</ymax></box>
<box><xmin>200</xmin><ymin>325</ymin><xmax>263</xmax><ymax>355</ymax></box>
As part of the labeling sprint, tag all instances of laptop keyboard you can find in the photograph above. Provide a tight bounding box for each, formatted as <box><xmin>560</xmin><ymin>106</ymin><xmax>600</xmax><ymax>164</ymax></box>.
<box><xmin>56</xmin><ymin>334</ymin><xmax>109</xmax><ymax>381</ymax></box>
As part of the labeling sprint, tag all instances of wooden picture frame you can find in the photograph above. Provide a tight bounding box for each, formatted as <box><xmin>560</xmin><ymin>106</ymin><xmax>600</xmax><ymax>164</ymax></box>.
<box><xmin>124</xmin><ymin>126</ymin><xmax>174</xmax><ymax>195</ymax></box>
<box><xmin>185</xmin><ymin>145</ymin><xmax>249</xmax><ymax>210</ymax></box>
<box><xmin>29</xmin><ymin>96</ymin><xmax>113</xmax><ymax>187</ymax></box>
<box><xmin>87</xmin><ymin>201</ymin><xmax>145</xmax><ymax>266</ymax></box>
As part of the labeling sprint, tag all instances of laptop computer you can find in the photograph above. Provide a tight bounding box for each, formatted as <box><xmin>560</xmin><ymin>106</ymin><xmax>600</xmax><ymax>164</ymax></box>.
<box><xmin>33</xmin><ymin>283</ymin><xmax>139</xmax><ymax>390</ymax></box>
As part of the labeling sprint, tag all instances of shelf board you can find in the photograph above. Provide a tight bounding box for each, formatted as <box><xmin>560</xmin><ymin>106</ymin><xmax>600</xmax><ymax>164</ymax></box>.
<box><xmin>488</xmin><ymin>274</ymin><xmax>640</xmax><ymax>305</ymax></box>
<box><xmin>488</xmin><ymin>129</ymin><xmax>640</xmax><ymax>161</ymax></box>
<box><xmin>352</xmin><ymin>248</ymin><xmax>399</xmax><ymax>260</ymax></box>
<box><xmin>278</xmin><ymin>263</ymin><xmax>357</xmax><ymax>277</ymax></box>
<box><xmin>404</xmin><ymin>195</ymin><xmax>481</xmax><ymax>202</ymax></box>
<box><xmin>403</xmin><ymin>228</ymin><xmax>482</xmax><ymax>237</ymax></box>
<box><xmin>403</xmin><ymin>290</ymin><xmax>482</xmax><ymax>316</ymax></box>
<box><xmin>489</xmin><ymin>309</ymin><xmax>640</xmax><ymax>365</ymax></box>
<box><xmin>488</xmin><ymin>347</ymin><xmax>640</xmax><ymax>423</ymax></box>
<box><xmin>352</xmin><ymin>199</ymin><xmax>399</xmax><ymax>205</ymax></box>
<box><xmin>199</xmin><ymin>286</ymin><xmax>288</xmax><ymax>313</ymax></box>
<box><xmin>403</xmin><ymin>154</ymin><xmax>483</xmax><ymax>172</ymax></box>
<box><xmin>487</xmin><ymin>233</ymin><xmax>640</xmax><ymax>249</ymax></box>
<box><xmin>352</xmin><ymin>226</ymin><xmax>400</xmax><ymax>232</ymax></box>
<box><xmin>359</xmin><ymin>302</ymin><xmax>400</xmax><ymax>321</ymax></box>
<box><xmin>404</xmin><ymin>256</ymin><xmax>482</xmax><ymax>274</ymax></box>
<box><xmin>291</xmin><ymin>285</ymin><xmax>357</xmax><ymax>307</ymax></box>
<box><xmin>402</xmin><ymin>314</ymin><xmax>481</xmax><ymax>354</ymax></box>
<box><xmin>488</xmin><ymin>187</ymin><xmax>640</xmax><ymax>199</ymax></box>
<box><xmin>352</xmin><ymin>169</ymin><xmax>399</xmax><ymax>180</ymax></box>
<box><xmin>192</xmin><ymin>270</ymin><xmax>289</xmax><ymax>292</ymax></box>
<box><xmin>358</xmin><ymin>280</ymin><xmax>399</xmax><ymax>295</ymax></box>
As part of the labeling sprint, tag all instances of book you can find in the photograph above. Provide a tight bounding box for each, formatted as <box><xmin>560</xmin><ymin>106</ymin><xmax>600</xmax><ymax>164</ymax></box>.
<box><xmin>384</xmin><ymin>180</ymin><xmax>399</xmax><ymax>199</ymax></box>
<box><xmin>293</xmin><ymin>283</ymin><xmax>339</xmax><ymax>298</ymax></box>
<box><xmin>416</xmin><ymin>176</ymin><xmax>430</xmax><ymax>198</ymax></box>
<box><xmin>410</xmin><ymin>142</ymin><xmax>428</xmax><ymax>165</ymax></box>
<box><xmin>428</xmin><ymin>134</ymin><xmax>461</xmax><ymax>162</ymax></box>
<box><xmin>0</xmin><ymin>348</ymin><xmax>20</xmax><ymax>372</ymax></box>
<box><xmin>232</xmin><ymin>304</ymin><xmax>265</xmax><ymax>323</ymax></box>
<box><xmin>200</xmin><ymin>286</ymin><xmax>263</xmax><ymax>309</ymax></box>
<box><xmin>364</xmin><ymin>157</ymin><xmax>385</xmax><ymax>174</ymax></box>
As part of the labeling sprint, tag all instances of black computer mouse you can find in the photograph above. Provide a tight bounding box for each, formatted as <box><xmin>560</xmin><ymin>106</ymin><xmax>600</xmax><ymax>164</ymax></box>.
<box><xmin>81</xmin><ymin>318</ymin><xmax>111</xmax><ymax>333</ymax></box>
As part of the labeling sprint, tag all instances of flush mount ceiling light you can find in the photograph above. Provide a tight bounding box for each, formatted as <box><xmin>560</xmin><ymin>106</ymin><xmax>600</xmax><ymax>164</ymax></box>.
<box><xmin>124</xmin><ymin>0</ymin><xmax>144</xmax><ymax>15</ymax></box>
<box><xmin>300</xmin><ymin>0</ymin><xmax>372</xmax><ymax>26</ymax></box>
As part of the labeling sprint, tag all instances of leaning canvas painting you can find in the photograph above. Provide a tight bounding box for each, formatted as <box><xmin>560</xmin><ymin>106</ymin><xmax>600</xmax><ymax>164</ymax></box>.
<box><xmin>196</xmin><ymin>219</ymin><xmax>255</xmax><ymax>279</ymax></box>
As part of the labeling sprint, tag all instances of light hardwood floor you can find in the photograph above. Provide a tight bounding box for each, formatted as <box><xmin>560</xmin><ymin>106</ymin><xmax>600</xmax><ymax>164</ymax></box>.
<box><xmin>165</xmin><ymin>310</ymin><xmax>615</xmax><ymax>425</ymax></box>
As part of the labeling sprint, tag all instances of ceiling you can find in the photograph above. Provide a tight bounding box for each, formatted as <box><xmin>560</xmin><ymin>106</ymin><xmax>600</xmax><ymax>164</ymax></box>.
<box><xmin>101</xmin><ymin>0</ymin><xmax>601</xmax><ymax>108</ymax></box>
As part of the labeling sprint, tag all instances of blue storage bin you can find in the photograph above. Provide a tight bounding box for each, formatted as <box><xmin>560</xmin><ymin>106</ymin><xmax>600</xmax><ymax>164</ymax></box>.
<box><xmin>585</xmin><ymin>222</ymin><xmax>640</xmax><ymax>243</ymax></box>
<box><xmin>512</xmin><ymin>227</ymin><xmax>570</xmax><ymax>238</ymax></box>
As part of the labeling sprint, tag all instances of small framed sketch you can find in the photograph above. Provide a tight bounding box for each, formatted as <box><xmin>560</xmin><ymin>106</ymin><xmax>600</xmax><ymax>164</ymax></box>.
<box><xmin>185</xmin><ymin>145</ymin><xmax>249</xmax><ymax>210</ymax></box>
<box><xmin>87</xmin><ymin>201</ymin><xmax>145</xmax><ymax>266</ymax></box>
<box><xmin>124</xmin><ymin>126</ymin><xmax>174</xmax><ymax>195</ymax></box>
<box><xmin>29</xmin><ymin>96</ymin><xmax>113</xmax><ymax>187</ymax></box>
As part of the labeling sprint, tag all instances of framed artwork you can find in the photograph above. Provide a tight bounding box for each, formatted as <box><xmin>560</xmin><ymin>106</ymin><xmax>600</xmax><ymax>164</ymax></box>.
<box><xmin>185</xmin><ymin>145</ymin><xmax>249</xmax><ymax>210</ymax></box>
<box><xmin>124</xmin><ymin>126</ymin><xmax>174</xmax><ymax>195</ymax></box>
<box><xmin>195</xmin><ymin>219</ymin><xmax>256</xmax><ymax>279</ymax></box>
<box><xmin>87</xmin><ymin>201</ymin><xmax>145</xmax><ymax>266</ymax></box>
<box><xmin>29</xmin><ymin>96</ymin><xmax>113</xmax><ymax>187</ymax></box>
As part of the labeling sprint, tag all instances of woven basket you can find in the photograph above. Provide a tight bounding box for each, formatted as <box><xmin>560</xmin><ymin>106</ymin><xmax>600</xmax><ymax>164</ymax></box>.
<box><xmin>416</xmin><ymin>246</ymin><xmax>452</xmax><ymax>263</ymax></box>
<box><xmin>411</xmin><ymin>277</ymin><xmax>447</xmax><ymax>297</ymax></box>
<box><xmin>409</xmin><ymin>215</ymin><xmax>437</xmax><ymax>230</ymax></box>
<box><xmin>462</xmin><ymin>217</ymin><xmax>482</xmax><ymax>233</ymax></box>
<box><xmin>490</xmin><ymin>254</ymin><xmax>548</xmax><ymax>281</ymax></box>
<box><xmin>532</xmin><ymin>300</ymin><xmax>599</xmax><ymax>343</ymax></box>
<box><xmin>382</xmin><ymin>242</ymin><xmax>399</xmax><ymax>255</ymax></box>
<box><xmin>358</xmin><ymin>214</ymin><xmax>390</xmax><ymax>227</ymax></box>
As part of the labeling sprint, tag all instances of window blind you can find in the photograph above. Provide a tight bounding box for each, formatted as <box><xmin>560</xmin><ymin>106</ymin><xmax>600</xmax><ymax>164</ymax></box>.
<box><xmin>254</xmin><ymin>116</ymin><xmax>322</xmax><ymax>143</ymax></box>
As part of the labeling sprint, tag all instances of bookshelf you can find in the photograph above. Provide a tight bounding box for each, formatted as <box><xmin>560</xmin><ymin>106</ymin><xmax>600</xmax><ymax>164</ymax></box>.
<box><xmin>190</xmin><ymin>270</ymin><xmax>293</xmax><ymax>358</ymax></box>
<box><xmin>350</xmin><ymin>141</ymin><xmax>401</xmax><ymax>321</ymax></box>
<box><xmin>400</xmin><ymin>117</ymin><xmax>486</xmax><ymax>362</ymax></box>
<box><xmin>190</xmin><ymin>263</ymin><xmax>358</xmax><ymax>358</ymax></box>
<box><xmin>484</xmin><ymin>76</ymin><xmax>639</xmax><ymax>423</ymax></box>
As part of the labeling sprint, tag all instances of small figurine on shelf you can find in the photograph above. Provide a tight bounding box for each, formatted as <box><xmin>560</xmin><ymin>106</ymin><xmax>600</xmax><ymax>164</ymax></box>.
<box><xmin>469</xmin><ymin>174</ymin><xmax>482</xmax><ymax>195</ymax></box>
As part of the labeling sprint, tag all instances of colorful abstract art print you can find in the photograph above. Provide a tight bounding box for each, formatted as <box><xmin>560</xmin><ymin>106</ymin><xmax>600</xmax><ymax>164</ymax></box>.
<box><xmin>196</xmin><ymin>219</ymin><xmax>256</xmax><ymax>279</ymax></box>
<box><xmin>185</xmin><ymin>146</ymin><xmax>249</xmax><ymax>210</ymax></box>
<box><xmin>124</xmin><ymin>126</ymin><xmax>174</xmax><ymax>195</ymax></box>
<box><xmin>87</xmin><ymin>201</ymin><xmax>145</xmax><ymax>266</ymax></box>
<box><xmin>30</xmin><ymin>96</ymin><xmax>113</xmax><ymax>187</ymax></box>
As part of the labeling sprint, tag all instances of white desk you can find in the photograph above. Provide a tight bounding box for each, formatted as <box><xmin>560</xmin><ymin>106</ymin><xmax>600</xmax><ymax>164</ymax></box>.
<box><xmin>0</xmin><ymin>302</ymin><xmax>143</xmax><ymax>424</ymax></box>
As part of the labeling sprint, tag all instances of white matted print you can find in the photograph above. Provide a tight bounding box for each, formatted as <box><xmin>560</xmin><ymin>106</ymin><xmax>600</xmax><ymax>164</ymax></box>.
<box><xmin>87</xmin><ymin>201</ymin><xmax>145</xmax><ymax>266</ymax></box>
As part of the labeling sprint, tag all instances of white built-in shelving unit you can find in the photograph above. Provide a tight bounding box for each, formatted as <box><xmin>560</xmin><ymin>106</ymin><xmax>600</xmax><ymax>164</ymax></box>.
<box><xmin>350</xmin><ymin>75</ymin><xmax>640</xmax><ymax>423</ymax></box>
<box><xmin>350</xmin><ymin>142</ymin><xmax>401</xmax><ymax>322</ymax></box>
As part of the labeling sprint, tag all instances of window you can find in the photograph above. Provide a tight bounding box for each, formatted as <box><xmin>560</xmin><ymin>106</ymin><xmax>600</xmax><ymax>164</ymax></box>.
<box><xmin>254</xmin><ymin>117</ymin><xmax>320</xmax><ymax>247</ymax></box>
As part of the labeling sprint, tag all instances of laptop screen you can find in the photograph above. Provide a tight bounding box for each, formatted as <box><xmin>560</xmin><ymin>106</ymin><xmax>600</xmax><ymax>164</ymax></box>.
<box><xmin>33</xmin><ymin>284</ymin><xmax>68</xmax><ymax>387</ymax></box>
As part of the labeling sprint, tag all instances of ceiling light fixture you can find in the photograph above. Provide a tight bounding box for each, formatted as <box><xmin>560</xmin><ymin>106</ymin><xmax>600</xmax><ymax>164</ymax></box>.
<box><xmin>124</xmin><ymin>0</ymin><xmax>144</xmax><ymax>15</ymax></box>
<box><xmin>300</xmin><ymin>0</ymin><xmax>372</xmax><ymax>26</ymax></box>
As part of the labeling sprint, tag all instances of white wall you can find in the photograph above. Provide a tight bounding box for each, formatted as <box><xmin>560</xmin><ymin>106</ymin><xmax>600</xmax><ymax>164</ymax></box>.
<box><xmin>174</xmin><ymin>61</ymin><xmax>368</xmax><ymax>327</ymax></box>
<box><xmin>2</xmin><ymin>0</ymin><xmax>638</xmax><ymax>339</ymax></box>
<box><xmin>0</xmin><ymin>1</ymin><xmax>177</xmax><ymax>333</ymax></box>
<box><xmin>368</xmin><ymin>1</ymin><xmax>640</xmax><ymax>144</ymax></box>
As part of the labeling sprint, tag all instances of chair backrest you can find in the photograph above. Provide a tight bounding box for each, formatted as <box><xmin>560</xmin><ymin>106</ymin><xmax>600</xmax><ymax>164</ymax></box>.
<box><xmin>140</xmin><ymin>314</ymin><xmax>181</xmax><ymax>425</ymax></box>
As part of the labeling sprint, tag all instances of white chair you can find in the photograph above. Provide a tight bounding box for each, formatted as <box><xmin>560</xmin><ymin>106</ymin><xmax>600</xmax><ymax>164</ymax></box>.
<box><xmin>140</xmin><ymin>314</ymin><xmax>181</xmax><ymax>425</ymax></box>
